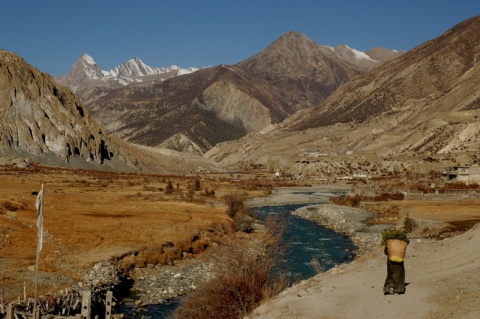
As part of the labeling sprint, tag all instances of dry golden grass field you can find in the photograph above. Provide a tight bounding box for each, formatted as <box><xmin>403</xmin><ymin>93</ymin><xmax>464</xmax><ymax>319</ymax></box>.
<box><xmin>0</xmin><ymin>164</ymin><xmax>287</xmax><ymax>301</ymax></box>
<box><xmin>355</xmin><ymin>193</ymin><xmax>480</xmax><ymax>238</ymax></box>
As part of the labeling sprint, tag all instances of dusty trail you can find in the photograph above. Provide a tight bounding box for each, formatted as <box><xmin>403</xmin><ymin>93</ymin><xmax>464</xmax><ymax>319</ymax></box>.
<box><xmin>247</xmin><ymin>187</ymin><xmax>480</xmax><ymax>319</ymax></box>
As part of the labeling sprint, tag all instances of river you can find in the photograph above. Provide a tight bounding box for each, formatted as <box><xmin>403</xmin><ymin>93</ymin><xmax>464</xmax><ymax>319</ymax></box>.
<box><xmin>116</xmin><ymin>186</ymin><xmax>356</xmax><ymax>318</ymax></box>
<box><xmin>253</xmin><ymin>203</ymin><xmax>355</xmax><ymax>281</ymax></box>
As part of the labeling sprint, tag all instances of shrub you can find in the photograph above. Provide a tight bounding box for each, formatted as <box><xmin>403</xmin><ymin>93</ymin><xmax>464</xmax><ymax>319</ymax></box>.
<box><xmin>1</xmin><ymin>201</ymin><xmax>20</xmax><ymax>212</ymax></box>
<box><xmin>378</xmin><ymin>193</ymin><xmax>404</xmax><ymax>201</ymax></box>
<box><xmin>204</xmin><ymin>188</ymin><xmax>215</xmax><ymax>197</ymax></box>
<box><xmin>403</xmin><ymin>215</ymin><xmax>417</xmax><ymax>233</ymax></box>
<box><xmin>170</xmin><ymin>217</ymin><xmax>288</xmax><ymax>319</ymax></box>
<box><xmin>232</xmin><ymin>213</ymin><xmax>256</xmax><ymax>233</ymax></box>
<box><xmin>443</xmin><ymin>182</ymin><xmax>479</xmax><ymax>190</ymax></box>
<box><xmin>223</xmin><ymin>195</ymin><xmax>256</xmax><ymax>232</ymax></box>
<box><xmin>224</xmin><ymin>195</ymin><xmax>248</xmax><ymax>218</ymax></box>
<box><xmin>330</xmin><ymin>192</ymin><xmax>404</xmax><ymax>207</ymax></box>
<box><xmin>194</xmin><ymin>179</ymin><xmax>201</xmax><ymax>191</ymax></box>
<box><xmin>165</xmin><ymin>181</ymin><xmax>174</xmax><ymax>194</ymax></box>
<box><xmin>381</xmin><ymin>228</ymin><xmax>409</xmax><ymax>245</ymax></box>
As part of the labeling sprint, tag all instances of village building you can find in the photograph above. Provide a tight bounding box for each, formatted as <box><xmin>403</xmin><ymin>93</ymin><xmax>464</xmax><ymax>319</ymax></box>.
<box><xmin>444</xmin><ymin>165</ymin><xmax>480</xmax><ymax>183</ymax></box>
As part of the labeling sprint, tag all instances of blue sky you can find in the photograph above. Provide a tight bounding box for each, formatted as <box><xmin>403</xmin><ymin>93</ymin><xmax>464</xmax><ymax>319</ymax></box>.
<box><xmin>1</xmin><ymin>1</ymin><xmax>478</xmax><ymax>77</ymax></box>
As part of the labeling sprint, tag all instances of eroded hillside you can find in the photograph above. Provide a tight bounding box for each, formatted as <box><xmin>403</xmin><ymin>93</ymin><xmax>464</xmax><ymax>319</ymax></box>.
<box><xmin>206</xmin><ymin>16</ymin><xmax>480</xmax><ymax>175</ymax></box>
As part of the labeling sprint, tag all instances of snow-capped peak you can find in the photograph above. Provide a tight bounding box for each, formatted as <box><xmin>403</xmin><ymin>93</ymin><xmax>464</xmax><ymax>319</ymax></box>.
<box><xmin>106</xmin><ymin>57</ymin><xmax>156</xmax><ymax>77</ymax></box>
<box><xmin>72</xmin><ymin>53</ymin><xmax>103</xmax><ymax>81</ymax></box>
<box><xmin>60</xmin><ymin>53</ymin><xmax>200</xmax><ymax>91</ymax></box>
<box><xmin>344</xmin><ymin>45</ymin><xmax>377</xmax><ymax>62</ymax></box>
<box><xmin>81</xmin><ymin>53</ymin><xmax>97</xmax><ymax>66</ymax></box>
<box><xmin>103</xmin><ymin>58</ymin><xmax>198</xmax><ymax>79</ymax></box>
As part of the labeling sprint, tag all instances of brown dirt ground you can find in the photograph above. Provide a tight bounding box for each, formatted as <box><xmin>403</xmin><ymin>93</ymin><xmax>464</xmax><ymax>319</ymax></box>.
<box><xmin>249</xmin><ymin>223</ymin><xmax>480</xmax><ymax>319</ymax></box>
<box><xmin>0</xmin><ymin>164</ymin><xmax>281</xmax><ymax>302</ymax></box>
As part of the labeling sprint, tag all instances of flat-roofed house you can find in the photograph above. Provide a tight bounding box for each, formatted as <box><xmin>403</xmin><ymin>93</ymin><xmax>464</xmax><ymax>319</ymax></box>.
<box><xmin>445</xmin><ymin>165</ymin><xmax>480</xmax><ymax>183</ymax></box>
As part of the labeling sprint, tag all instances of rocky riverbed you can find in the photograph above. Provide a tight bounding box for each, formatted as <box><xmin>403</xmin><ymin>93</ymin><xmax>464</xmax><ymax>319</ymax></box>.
<box><xmin>291</xmin><ymin>203</ymin><xmax>389</xmax><ymax>255</ymax></box>
<box><xmin>77</xmin><ymin>185</ymin><xmax>394</xmax><ymax>311</ymax></box>
<box><xmin>64</xmin><ymin>186</ymin><xmax>480</xmax><ymax>319</ymax></box>
<box><xmin>127</xmin><ymin>259</ymin><xmax>213</xmax><ymax>305</ymax></box>
<box><xmin>68</xmin><ymin>185</ymin><xmax>443</xmax><ymax>314</ymax></box>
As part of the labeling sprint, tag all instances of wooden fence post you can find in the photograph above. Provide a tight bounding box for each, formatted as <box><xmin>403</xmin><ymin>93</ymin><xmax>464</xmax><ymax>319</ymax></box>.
<box><xmin>105</xmin><ymin>291</ymin><xmax>113</xmax><ymax>319</ymax></box>
<box><xmin>34</xmin><ymin>306</ymin><xmax>40</xmax><ymax>319</ymax></box>
<box><xmin>6</xmin><ymin>304</ymin><xmax>14</xmax><ymax>319</ymax></box>
<box><xmin>81</xmin><ymin>290</ymin><xmax>91</xmax><ymax>319</ymax></box>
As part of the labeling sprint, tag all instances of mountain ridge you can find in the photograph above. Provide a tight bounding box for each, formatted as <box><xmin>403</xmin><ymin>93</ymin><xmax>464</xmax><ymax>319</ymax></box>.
<box><xmin>56</xmin><ymin>54</ymin><xmax>199</xmax><ymax>93</ymax></box>
<box><xmin>61</xmin><ymin>31</ymin><xmax>402</xmax><ymax>155</ymax></box>
<box><xmin>0</xmin><ymin>49</ymin><xmax>226</xmax><ymax>172</ymax></box>
<box><xmin>205</xmin><ymin>16</ymin><xmax>480</xmax><ymax>175</ymax></box>
<box><xmin>4</xmin><ymin>15</ymin><xmax>478</xmax><ymax>177</ymax></box>
<box><xmin>288</xmin><ymin>15</ymin><xmax>480</xmax><ymax>129</ymax></box>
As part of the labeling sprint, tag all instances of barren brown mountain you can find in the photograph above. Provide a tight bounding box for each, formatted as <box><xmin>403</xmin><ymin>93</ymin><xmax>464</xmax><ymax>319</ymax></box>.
<box><xmin>87</xmin><ymin>65</ymin><xmax>288</xmax><ymax>154</ymax></box>
<box><xmin>237</xmin><ymin>31</ymin><xmax>365</xmax><ymax>109</ymax></box>
<box><xmin>287</xmin><ymin>15</ymin><xmax>480</xmax><ymax>155</ymax></box>
<box><xmin>73</xmin><ymin>32</ymin><xmax>368</xmax><ymax>155</ymax></box>
<box><xmin>206</xmin><ymin>16</ymin><xmax>480</xmax><ymax>175</ymax></box>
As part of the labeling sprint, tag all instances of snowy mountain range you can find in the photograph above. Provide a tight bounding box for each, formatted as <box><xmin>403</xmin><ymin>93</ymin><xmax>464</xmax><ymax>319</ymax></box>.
<box><xmin>105</xmin><ymin>56</ymin><xmax>198</xmax><ymax>78</ymax></box>
<box><xmin>56</xmin><ymin>53</ymin><xmax>199</xmax><ymax>92</ymax></box>
<box><xmin>57</xmin><ymin>42</ymin><xmax>402</xmax><ymax>96</ymax></box>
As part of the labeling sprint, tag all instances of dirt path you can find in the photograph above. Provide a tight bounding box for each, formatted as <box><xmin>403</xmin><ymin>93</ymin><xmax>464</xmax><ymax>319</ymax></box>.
<box><xmin>246</xmin><ymin>189</ymin><xmax>480</xmax><ymax>319</ymax></box>
<box><xmin>248</xmin><ymin>225</ymin><xmax>480</xmax><ymax>319</ymax></box>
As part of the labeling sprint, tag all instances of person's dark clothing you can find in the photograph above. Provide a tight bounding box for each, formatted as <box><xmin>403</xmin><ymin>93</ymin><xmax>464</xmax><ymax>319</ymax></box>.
<box><xmin>383</xmin><ymin>259</ymin><xmax>405</xmax><ymax>294</ymax></box>
<box><xmin>383</xmin><ymin>247</ymin><xmax>406</xmax><ymax>294</ymax></box>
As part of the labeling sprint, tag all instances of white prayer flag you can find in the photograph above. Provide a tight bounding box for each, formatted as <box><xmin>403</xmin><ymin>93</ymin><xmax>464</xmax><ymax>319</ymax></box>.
<box><xmin>35</xmin><ymin>183</ymin><xmax>44</xmax><ymax>256</ymax></box>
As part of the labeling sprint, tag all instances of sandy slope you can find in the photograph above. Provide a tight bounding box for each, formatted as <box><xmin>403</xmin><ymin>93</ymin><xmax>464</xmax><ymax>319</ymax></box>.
<box><xmin>248</xmin><ymin>224</ymin><xmax>480</xmax><ymax>319</ymax></box>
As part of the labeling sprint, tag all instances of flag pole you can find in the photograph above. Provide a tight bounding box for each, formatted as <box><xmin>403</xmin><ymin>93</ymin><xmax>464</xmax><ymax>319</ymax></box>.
<box><xmin>34</xmin><ymin>183</ymin><xmax>44</xmax><ymax>318</ymax></box>
<box><xmin>34</xmin><ymin>254</ymin><xmax>39</xmax><ymax>317</ymax></box>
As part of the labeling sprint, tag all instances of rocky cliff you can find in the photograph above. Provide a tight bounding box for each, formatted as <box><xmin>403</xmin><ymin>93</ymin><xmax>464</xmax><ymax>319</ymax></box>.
<box><xmin>0</xmin><ymin>50</ymin><xmax>137</xmax><ymax>169</ymax></box>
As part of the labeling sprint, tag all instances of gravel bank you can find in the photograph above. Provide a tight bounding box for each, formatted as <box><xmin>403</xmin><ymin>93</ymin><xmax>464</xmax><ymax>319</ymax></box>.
<box><xmin>245</xmin><ymin>185</ymin><xmax>350</xmax><ymax>207</ymax></box>
<box><xmin>292</xmin><ymin>203</ymin><xmax>389</xmax><ymax>255</ymax></box>
<box><xmin>128</xmin><ymin>259</ymin><xmax>213</xmax><ymax>305</ymax></box>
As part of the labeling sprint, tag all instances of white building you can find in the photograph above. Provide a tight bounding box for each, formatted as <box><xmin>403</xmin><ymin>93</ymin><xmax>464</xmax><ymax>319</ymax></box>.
<box><xmin>445</xmin><ymin>166</ymin><xmax>480</xmax><ymax>183</ymax></box>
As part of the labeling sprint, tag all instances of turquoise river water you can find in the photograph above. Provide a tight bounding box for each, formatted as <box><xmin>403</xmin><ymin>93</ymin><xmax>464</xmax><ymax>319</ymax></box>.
<box><xmin>117</xmin><ymin>203</ymin><xmax>355</xmax><ymax>318</ymax></box>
